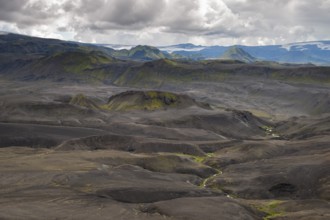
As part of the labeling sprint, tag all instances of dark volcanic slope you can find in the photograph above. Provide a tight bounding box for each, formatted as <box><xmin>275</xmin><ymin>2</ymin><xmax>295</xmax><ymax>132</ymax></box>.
<box><xmin>0</xmin><ymin>122</ymin><xmax>107</xmax><ymax>148</ymax></box>
<box><xmin>0</xmin><ymin>81</ymin><xmax>329</xmax><ymax>220</ymax></box>
<box><xmin>0</xmin><ymin>34</ymin><xmax>329</xmax><ymax>220</ymax></box>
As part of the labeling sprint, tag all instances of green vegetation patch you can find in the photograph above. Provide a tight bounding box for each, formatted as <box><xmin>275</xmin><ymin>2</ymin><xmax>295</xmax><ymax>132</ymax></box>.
<box><xmin>255</xmin><ymin>200</ymin><xmax>285</xmax><ymax>220</ymax></box>
<box><xmin>47</xmin><ymin>51</ymin><xmax>113</xmax><ymax>74</ymax></box>
<box><xmin>69</xmin><ymin>93</ymin><xmax>99</xmax><ymax>110</ymax></box>
<box><xmin>104</xmin><ymin>91</ymin><xmax>183</xmax><ymax>111</ymax></box>
<box><xmin>191</xmin><ymin>153</ymin><xmax>214</xmax><ymax>164</ymax></box>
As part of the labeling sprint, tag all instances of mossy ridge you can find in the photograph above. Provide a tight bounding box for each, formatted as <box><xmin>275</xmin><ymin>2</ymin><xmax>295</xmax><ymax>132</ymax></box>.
<box><xmin>130</xmin><ymin>45</ymin><xmax>171</xmax><ymax>60</ymax></box>
<box><xmin>69</xmin><ymin>93</ymin><xmax>100</xmax><ymax>110</ymax></box>
<box><xmin>144</xmin><ymin>91</ymin><xmax>179</xmax><ymax>110</ymax></box>
<box><xmin>145</xmin><ymin>91</ymin><xmax>177</xmax><ymax>100</ymax></box>
<box><xmin>163</xmin><ymin>59</ymin><xmax>179</xmax><ymax>66</ymax></box>
<box><xmin>173</xmin><ymin>153</ymin><xmax>214</xmax><ymax>164</ymax></box>
<box><xmin>45</xmin><ymin>50</ymin><xmax>113</xmax><ymax>75</ymax></box>
<box><xmin>192</xmin><ymin>153</ymin><xmax>215</xmax><ymax>163</ymax></box>
<box><xmin>113</xmin><ymin>63</ymin><xmax>229</xmax><ymax>87</ymax></box>
<box><xmin>112</xmin><ymin>45</ymin><xmax>174</xmax><ymax>61</ymax></box>
<box><xmin>173</xmin><ymin>153</ymin><xmax>224</xmax><ymax>189</ymax></box>
<box><xmin>114</xmin><ymin>59</ymin><xmax>330</xmax><ymax>88</ymax></box>
<box><xmin>85</xmin><ymin>68</ymin><xmax>108</xmax><ymax>82</ymax></box>
<box><xmin>254</xmin><ymin>200</ymin><xmax>285</xmax><ymax>220</ymax></box>
<box><xmin>248</xmin><ymin>109</ymin><xmax>273</xmax><ymax>119</ymax></box>
<box><xmin>100</xmin><ymin>102</ymin><xmax>141</xmax><ymax>111</ymax></box>
<box><xmin>104</xmin><ymin>91</ymin><xmax>186</xmax><ymax>111</ymax></box>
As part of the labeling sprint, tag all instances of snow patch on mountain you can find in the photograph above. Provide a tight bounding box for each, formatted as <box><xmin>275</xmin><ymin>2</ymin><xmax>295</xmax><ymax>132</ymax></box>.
<box><xmin>282</xmin><ymin>41</ymin><xmax>330</xmax><ymax>51</ymax></box>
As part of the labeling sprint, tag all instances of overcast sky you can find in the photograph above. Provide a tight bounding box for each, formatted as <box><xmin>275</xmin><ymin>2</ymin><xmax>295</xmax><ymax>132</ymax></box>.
<box><xmin>0</xmin><ymin>0</ymin><xmax>329</xmax><ymax>46</ymax></box>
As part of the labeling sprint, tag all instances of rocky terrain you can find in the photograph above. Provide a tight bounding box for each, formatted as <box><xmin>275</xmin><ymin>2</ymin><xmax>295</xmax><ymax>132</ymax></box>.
<box><xmin>0</xmin><ymin>33</ymin><xmax>329</xmax><ymax>219</ymax></box>
<box><xmin>0</xmin><ymin>78</ymin><xmax>329</xmax><ymax>220</ymax></box>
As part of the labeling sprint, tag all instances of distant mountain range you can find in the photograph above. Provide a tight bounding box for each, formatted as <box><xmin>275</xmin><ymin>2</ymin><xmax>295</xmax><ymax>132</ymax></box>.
<box><xmin>2</xmin><ymin>31</ymin><xmax>329</xmax><ymax>65</ymax></box>
<box><xmin>100</xmin><ymin>40</ymin><xmax>330</xmax><ymax>65</ymax></box>
<box><xmin>0</xmin><ymin>31</ymin><xmax>330</xmax><ymax>85</ymax></box>
<box><xmin>0</xmin><ymin>32</ymin><xmax>178</xmax><ymax>62</ymax></box>
<box><xmin>1</xmin><ymin>32</ymin><xmax>329</xmax><ymax>87</ymax></box>
<box><xmin>159</xmin><ymin>41</ymin><xmax>330</xmax><ymax>65</ymax></box>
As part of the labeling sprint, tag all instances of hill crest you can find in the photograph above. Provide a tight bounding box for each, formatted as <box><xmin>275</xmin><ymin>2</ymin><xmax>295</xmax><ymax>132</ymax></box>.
<box><xmin>219</xmin><ymin>46</ymin><xmax>257</xmax><ymax>63</ymax></box>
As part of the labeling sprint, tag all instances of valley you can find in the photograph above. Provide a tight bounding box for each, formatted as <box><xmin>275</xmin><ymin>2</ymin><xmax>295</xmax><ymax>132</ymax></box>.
<box><xmin>0</xmin><ymin>77</ymin><xmax>329</xmax><ymax>219</ymax></box>
<box><xmin>0</xmin><ymin>33</ymin><xmax>329</xmax><ymax>220</ymax></box>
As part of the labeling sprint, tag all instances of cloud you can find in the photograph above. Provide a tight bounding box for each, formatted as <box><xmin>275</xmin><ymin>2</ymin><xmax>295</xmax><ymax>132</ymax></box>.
<box><xmin>0</xmin><ymin>0</ymin><xmax>329</xmax><ymax>45</ymax></box>
<box><xmin>0</xmin><ymin>0</ymin><xmax>65</xmax><ymax>28</ymax></box>
<box><xmin>159</xmin><ymin>0</ymin><xmax>242</xmax><ymax>35</ymax></box>
<box><xmin>68</xmin><ymin>0</ymin><xmax>166</xmax><ymax>30</ymax></box>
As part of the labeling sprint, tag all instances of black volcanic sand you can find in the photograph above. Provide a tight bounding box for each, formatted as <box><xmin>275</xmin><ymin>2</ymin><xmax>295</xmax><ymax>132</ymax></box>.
<box><xmin>0</xmin><ymin>81</ymin><xmax>329</xmax><ymax>219</ymax></box>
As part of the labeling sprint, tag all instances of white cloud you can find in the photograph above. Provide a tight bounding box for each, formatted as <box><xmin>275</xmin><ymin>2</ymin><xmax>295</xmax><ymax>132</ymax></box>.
<box><xmin>0</xmin><ymin>0</ymin><xmax>329</xmax><ymax>46</ymax></box>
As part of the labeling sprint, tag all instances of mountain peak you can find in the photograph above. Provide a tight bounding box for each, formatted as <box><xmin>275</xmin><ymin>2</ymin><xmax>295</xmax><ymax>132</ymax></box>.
<box><xmin>128</xmin><ymin>45</ymin><xmax>169</xmax><ymax>60</ymax></box>
<box><xmin>219</xmin><ymin>46</ymin><xmax>257</xmax><ymax>63</ymax></box>
<box><xmin>132</xmin><ymin>45</ymin><xmax>159</xmax><ymax>50</ymax></box>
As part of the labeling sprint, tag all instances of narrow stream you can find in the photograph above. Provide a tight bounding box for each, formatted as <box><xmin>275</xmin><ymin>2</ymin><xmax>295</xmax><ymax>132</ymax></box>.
<box><xmin>200</xmin><ymin>169</ymin><xmax>222</xmax><ymax>188</ymax></box>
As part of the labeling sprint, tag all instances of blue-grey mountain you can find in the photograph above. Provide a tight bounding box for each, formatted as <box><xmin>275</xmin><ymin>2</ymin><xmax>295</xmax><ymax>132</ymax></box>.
<box><xmin>160</xmin><ymin>41</ymin><xmax>330</xmax><ymax>65</ymax></box>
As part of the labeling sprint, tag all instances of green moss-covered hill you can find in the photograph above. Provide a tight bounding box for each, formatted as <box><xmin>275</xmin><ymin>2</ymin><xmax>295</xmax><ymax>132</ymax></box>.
<box><xmin>112</xmin><ymin>45</ymin><xmax>180</xmax><ymax>61</ymax></box>
<box><xmin>113</xmin><ymin>59</ymin><xmax>330</xmax><ymax>87</ymax></box>
<box><xmin>43</xmin><ymin>51</ymin><xmax>113</xmax><ymax>73</ymax></box>
<box><xmin>103</xmin><ymin>90</ymin><xmax>209</xmax><ymax>111</ymax></box>
<box><xmin>27</xmin><ymin>50</ymin><xmax>122</xmax><ymax>82</ymax></box>
<box><xmin>69</xmin><ymin>94</ymin><xmax>100</xmax><ymax>110</ymax></box>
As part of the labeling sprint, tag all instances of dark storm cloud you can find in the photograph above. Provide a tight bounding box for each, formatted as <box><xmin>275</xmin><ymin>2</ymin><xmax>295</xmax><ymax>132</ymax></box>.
<box><xmin>72</xmin><ymin>0</ymin><xmax>166</xmax><ymax>30</ymax></box>
<box><xmin>73</xmin><ymin>0</ymin><xmax>244</xmax><ymax>37</ymax></box>
<box><xmin>0</xmin><ymin>0</ymin><xmax>63</xmax><ymax>27</ymax></box>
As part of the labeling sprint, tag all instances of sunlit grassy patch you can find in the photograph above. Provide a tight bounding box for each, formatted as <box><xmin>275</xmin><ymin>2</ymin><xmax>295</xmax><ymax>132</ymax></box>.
<box><xmin>255</xmin><ymin>200</ymin><xmax>285</xmax><ymax>220</ymax></box>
